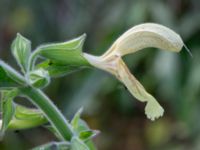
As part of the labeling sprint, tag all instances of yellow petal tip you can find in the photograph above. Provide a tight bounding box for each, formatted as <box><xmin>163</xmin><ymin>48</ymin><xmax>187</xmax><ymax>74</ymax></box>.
<box><xmin>145</xmin><ymin>100</ymin><xmax>164</xmax><ymax>121</ymax></box>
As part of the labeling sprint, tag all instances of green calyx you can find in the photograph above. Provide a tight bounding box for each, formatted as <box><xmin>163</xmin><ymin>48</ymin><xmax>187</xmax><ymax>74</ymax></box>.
<box><xmin>0</xmin><ymin>90</ymin><xmax>47</xmax><ymax>135</ymax></box>
<box><xmin>29</xmin><ymin>34</ymin><xmax>90</xmax><ymax>72</ymax></box>
<box><xmin>8</xmin><ymin>104</ymin><xmax>47</xmax><ymax>130</ymax></box>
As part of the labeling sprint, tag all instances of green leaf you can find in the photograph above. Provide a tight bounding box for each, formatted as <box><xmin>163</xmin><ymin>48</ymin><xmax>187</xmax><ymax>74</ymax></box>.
<box><xmin>74</xmin><ymin>121</ymin><xmax>98</xmax><ymax>150</ymax></box>
<box><xmin>0</xmin><ymin>61</ymin><xmax>26</xmax><ymax>89</ymax></box>
<box><xmin>71</xmin><ymin>137</ymin><xmax>89</xmax><ymax>150</ymax></box>
<box><xmin>79</xmin><ymin>130</ymin><xmax>99</xmax><ymax>141</ymax></box>
<box><xmin>11</xmin><ymin>33</ymin><xmax>31</xmax><ymax>73</ymax></box>
<box><xmin>36</xmin><ymin>34</ymin><xmax>90</xmax><ymax>66</ymax></box>
<box><xmin>0</xmin><ymin>90</ymin><xmax>18</xmax><ymax>137</ymax></box>
<box><xmin>71</xmin><ymin>117</ymin><xmax>91</xmax><ymax>134</ymax></box>
<box><xmin>36</xmin><ymin>60</ymin><xmax>84</xmax><ymax>78</ymax></box>
<box><xmin>32</xmin><ymin>141</ymin><xmax>70</xmax><ymax>150</ymax></box>
<box><xmin>71</xmin><ymin>107</ymin><xmax>83</xmax><ymax>131</ymax></box>
<box><xmin>28</xmin><ymin>68</ymin><xmax>50</xmax><ymax>88</ymax></box>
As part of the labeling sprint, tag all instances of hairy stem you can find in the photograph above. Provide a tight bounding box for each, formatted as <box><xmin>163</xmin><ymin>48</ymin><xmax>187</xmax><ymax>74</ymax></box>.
<box><xmin>28</xmin><ymin>48</ymin><xmax>41</xmax><ymax>71</ymax></box>
<box><xmin>19</xmin><ymin>86</ymin><xmax>73</xmax><ymax>141</ymax></box>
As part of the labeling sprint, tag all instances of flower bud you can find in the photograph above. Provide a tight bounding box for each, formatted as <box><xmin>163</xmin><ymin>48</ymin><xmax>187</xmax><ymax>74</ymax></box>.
<box><xmin>28</xmin><ymin>68</ymin><xmax>50</xmax><ymax>89</ymax></box>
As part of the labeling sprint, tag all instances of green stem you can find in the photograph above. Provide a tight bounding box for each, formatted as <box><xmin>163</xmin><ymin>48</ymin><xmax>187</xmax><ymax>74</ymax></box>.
<box><xmin>19</xmin><ymin>86</ymin><xmax>73</xmax><ymax>141</ymax></box>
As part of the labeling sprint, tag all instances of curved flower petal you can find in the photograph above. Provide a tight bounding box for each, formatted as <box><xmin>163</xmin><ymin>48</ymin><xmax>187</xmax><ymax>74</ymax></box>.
<box><xmin>84</xmin><ymin>54</ymin><xmax>164</xmax><ymax>120</ymax></box>
<box><xmin>102</xmin><ymin>23</ymin><xmax>183</xmax><ymax>58</ymax></box>
<box><xmin>116</xmin><ymin>58</ymin><xmax>164</xmax><ymax>121</ymax></box>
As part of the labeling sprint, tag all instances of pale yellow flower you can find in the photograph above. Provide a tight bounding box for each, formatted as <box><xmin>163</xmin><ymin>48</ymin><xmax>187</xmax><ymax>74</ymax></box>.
<box><xmin>84</xmin><ymin>23</ymin><xmax>184</xmax><ymax>121</ymax></box>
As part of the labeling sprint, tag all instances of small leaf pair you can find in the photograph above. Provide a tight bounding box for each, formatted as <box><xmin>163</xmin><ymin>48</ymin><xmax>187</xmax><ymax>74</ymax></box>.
<box><xmin>70</xmin><ymin>108</ymin><xmax>98</xmax><ymax>150</ymax></box>
<box><xmin>42</xmin><ymin>108</ymin><xmax>97</xmax><ymax>150</ymax></box>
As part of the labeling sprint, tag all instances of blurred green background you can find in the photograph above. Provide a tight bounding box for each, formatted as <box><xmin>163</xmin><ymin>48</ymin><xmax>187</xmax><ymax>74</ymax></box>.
<box><xmin>0</xmin><ymin>0</ymin><xmax>200</xmax><ymax>150</ymax></box>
